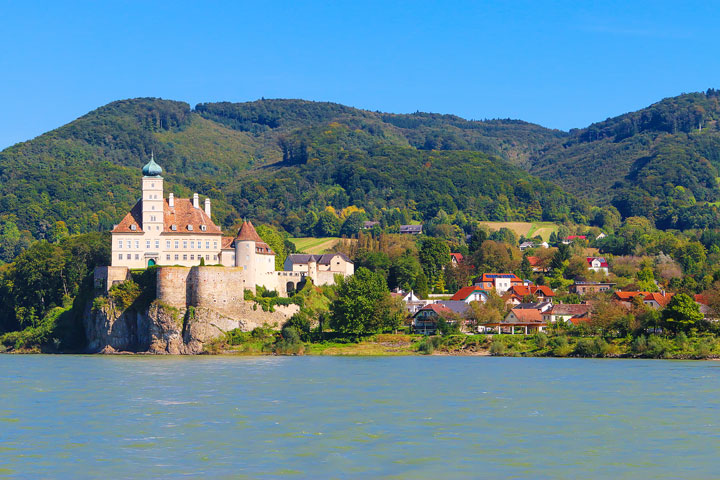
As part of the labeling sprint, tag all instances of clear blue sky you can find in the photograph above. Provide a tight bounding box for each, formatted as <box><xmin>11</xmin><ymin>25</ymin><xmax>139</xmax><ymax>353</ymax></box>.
<box><xmin>1</xmin><ymin>0</ymin><xmax>718</xmax><ymax>149</ymax></box>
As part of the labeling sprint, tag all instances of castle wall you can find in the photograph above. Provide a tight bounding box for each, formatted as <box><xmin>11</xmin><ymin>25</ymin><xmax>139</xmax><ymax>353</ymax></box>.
<box><xmin>189</xmin><ymin>267</ymin><xmax>246</xmax><ymax>313</ymax></box>
<box><xmin>94</xmin><ymin>266</ymin><xmax>131</xmax><ymax>291</ymax></box>
<box><xmin>156</xmin><ymin>267</ymin><xmax>192</xmax><ymax>308</ymax></box>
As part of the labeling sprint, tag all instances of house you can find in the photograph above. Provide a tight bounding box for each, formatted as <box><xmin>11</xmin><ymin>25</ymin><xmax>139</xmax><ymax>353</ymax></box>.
<box><xmin>450</xmin><ymin>286</ymin><xmax>489</xmax><ymax>303</ymax></box>
<box><xmin>562</xmin><ymin>235</ymin><xmax>587</xmax><ymax>245</ymax></box>
<box><xmin>474</xmin><ymin>273</ymin><xmax>524</xmax><ymax>294</ymax></box>
<box><xmin>613</xmin><ymin>291</ymin><xmax>674</xmax><ymax>309</ymax></box>
<box><xmin>283</xmin><ymin>253</ymin><xmax>354</xmax><ymax>286</ymax></box>
<box><xmin>436</xmin><ymin>300</ymin><xmax>471</xmax><ymax>317</ymax></box>
<box><xmin>596</xmin><ymin>232</ymin><xmax>607</xmax><ymax>240</ymax></box>
<box><xmin>485</xmin><ymin>308</ymin><xmax>547</xmax><ymax>334</ymax></box>
<box><xmin>542</xmin><ymin>304</ymin><xmax>592</xmax><ymax>324</ymax></box>
<box><xmin>586</xmin><ymin>257</ymin><xmax>609</xmax><ymax>274</ymax></box>
<box><xmin>399</xmin><ymin>224</ymin><xmax>423</xmax><ymax>235</ymax></box>
<box><xmin>391</xmin><ymin>289</ymin><xmax>433</xmax><ymax>314</ymax></box>
<box><xmin>504</xmin><ymin>285</ymin><xmax>555</xmax><ymax>306</ymax></box>
<box><xmin>450</xmin><ymin>253</ymin><xmax>464</xmax><ymax>265</ymax></box>
<box><xmin>570</xmin><ymin>282</ymin><xmax>616</xmax><ymax>295</ymax></box>
<box><xmin>513</xmin><ymin>301</ymin><xmax>553</xmax><ymax>313</ymax></box>
<box><xmin>695</xmin><ymin>294</ymin><xmax>714</xmax><ymax>318</ymax></box>
<box><xmin>519</xmin><ymin>241</ymin><xmax>535</xmax><ymax>251</ymax></box>
<box><xmin>362</xmin><ymin>221</ymin><xmax>380</xmax><ymax>229</ymax></box>
<box><xmin>526</xmin><ymin>256</ymin><xmax>546</xmax><ymax>273</ymax></box>
<box><xmin>412</xmin><ymin>303</ymin><xmax>454</xmax><ymax>334</ymax></box>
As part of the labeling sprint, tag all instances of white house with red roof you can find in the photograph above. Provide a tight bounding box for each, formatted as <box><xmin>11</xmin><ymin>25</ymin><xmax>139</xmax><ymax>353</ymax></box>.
<box><xmin>450</xmin><ymin>286</ymin><xmax>489</xmax><ymax>303</ymax></box>
<box><xmin>586</xmin><ymin>257</ymin><xmax>609</xmax><ymax>274</ymax></box>
<box><xmin>449</xmin><ymin>253</ymin><xmax>464</xmax><ymax>266</ymax></box>
<box><xmin>475</xmin><ymin>273</ymin><xmax>524</xmax><ymax>294</ymax></box>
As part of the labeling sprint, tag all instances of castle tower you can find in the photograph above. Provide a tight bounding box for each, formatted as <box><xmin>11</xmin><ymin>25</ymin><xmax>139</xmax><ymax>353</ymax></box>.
<box><xmin>141</xmin><ymin>152</ymin><xmax>164</xmax><ymax>234</ymax></box>
<box><xmin>234</xmin><ymin>220</ymin><xmax>260</xmax><ymax>286</ymax></box>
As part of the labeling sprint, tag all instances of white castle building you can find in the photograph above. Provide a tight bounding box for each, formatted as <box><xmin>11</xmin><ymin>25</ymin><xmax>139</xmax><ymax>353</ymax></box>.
<box><xmin>109</xmin><ymin>155</ymin><xmax>353</xmax><ymax>293</ymax></box>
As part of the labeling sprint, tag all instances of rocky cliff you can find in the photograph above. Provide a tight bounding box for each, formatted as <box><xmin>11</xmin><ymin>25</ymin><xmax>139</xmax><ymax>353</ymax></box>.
<box><xmin>84</xmin><ymin>299</ymin><xmax>298</xmax><ymax>354</ymax></box>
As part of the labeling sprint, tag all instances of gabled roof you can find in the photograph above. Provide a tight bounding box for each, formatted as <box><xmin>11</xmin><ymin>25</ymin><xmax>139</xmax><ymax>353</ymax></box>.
<box><xmin>450</xmin><ymin>286</ymin><xmax>487</xmax><ymax>301</ymax></box>
<box><xmin>508</xmin><ymin>285</ymin><xmax>555</xmax><ymax>298</ymax></box>
<box><xmin>164</xmin><ymin>198</ymin><xmax>222</xmax><ymax>234</ymax></box>
<box><xmin>450</xmin><ymin>253</ymin><xmax>464</xmax><ymax>263</ymax></box>
<box><xmin>111</xmin><ymin>200</ymin><xmax>144</xmax><ymax>233</ymax></box>
<box><xmin>437</xmin><ymin>301</ymin><xmax>470</xmax><ymax>315</ymax></box>
<box><xmin>549</xmin><ymin>304</ymin><xmax>591</xmax><ymax>316</ymax></box>
<box><xmin>111</xmin><ymin>197</ymin><xmax>222</xmax><ymax>235</ymax></box>
<box><xmin>587</xmin><ymin>257</ymin><xmax>609</xmax><ymax>268</ymax></box>
<box><xmin>481</xmin><ymin>273</ymin><xmax>522</xmax><ymax>282</ymax></box>
<box><xmin>414</xmin><ymin>303</ymin><xmax>453</xmax><ymax>317</ymax></box>
<box><xmin>507</xmin><ymin>308</ymin><xmax>544</xmax><ymax>324</ymax></box>
<box><xmin>527</xmin><ymin>256</ymin><xmax>542</xmax><ymax>267</ymax></box>
<box><xmin>221</xmin><ymin>236</ymin><xmax>235</xmax><ymax>249</ymax></box>
<box><xmin>285</xmin><ymin>253</ymin><xmax>352</xmax><ymax>265</ymax></box>
<box><xmin>399</xmin><ymin>224</ymin><xmax>423</xmax><ymax>234</ymax></box>
<box><xmin>235</xmin><ymin>221</ymin><xmax>264</xmax><ymax>242</ymax></box>
<box><xmin>644</xmin><ymin>292</ymin><xmax>674</xmax><ymax>307</ymax></box>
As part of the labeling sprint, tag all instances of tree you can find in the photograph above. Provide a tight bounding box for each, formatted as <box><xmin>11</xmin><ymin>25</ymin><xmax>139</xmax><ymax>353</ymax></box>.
<box><xmin>256</xmin><ymin>224</ymin><xmax>287</xmax><ymax>270</ymax></box>
<box><xmin>565</xmin><ymin>256</ymin><xmax>589</xmax><ymax>280</ymax></box>
<box><xmin>315</xmin><ymin>210</ymin><xmax>341</xmax><ymax>237</ymax></box>
<box><xmin>418</xmin><ymin>237</ymin><xmax>450</xmax><ymax>287</ymax></box>
<box><xmin>329</xmin><ymin>267</ymin><xmax>393</xmax><ymax>335</ymax></box>
<box><xmin>520</xmin><ymin>255</ymin><xmax>533</xmax><ymax>280</ymax></box>
<box><xmin>340</xmin><ymin>211</ymin><xmax>367</xmax><ymax>237</ymax></box>
<box><xmin>388</xmin><ymin>252</ymin><xmax>422</xmax><ymax>291</ymax></box>
<box><xmin>661</xmin><ymin>293</ymin><xmax>704</xmax><ymax>333</ymax></box>
<box><xmin>414</xmin><ymin>272</ymin><xmax>430</xmax><ymax>299</ymax></box>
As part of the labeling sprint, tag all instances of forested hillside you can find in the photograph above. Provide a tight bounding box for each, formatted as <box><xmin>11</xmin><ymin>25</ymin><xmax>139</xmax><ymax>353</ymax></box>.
<box><xmin>531</xmin><ymin>89</ymin><xmax>720</xmax><ymax>229</ymax></box>
<box><xmin>0</xmin><ymin>97</ymin><xmax>579</xmax><ymax>262</ymax></box>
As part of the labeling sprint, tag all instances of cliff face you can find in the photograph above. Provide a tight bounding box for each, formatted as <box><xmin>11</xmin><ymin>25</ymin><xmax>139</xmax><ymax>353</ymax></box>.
<box><xmin>84</xmin><ymin>299</ymin><xmax>298</xmax><ymax>354</ymax></box>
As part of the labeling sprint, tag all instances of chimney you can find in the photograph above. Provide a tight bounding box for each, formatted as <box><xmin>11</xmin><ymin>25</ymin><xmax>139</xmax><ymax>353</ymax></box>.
<box><xmin>168</xmin><ymin>193</ymin><xmax>174</xmax><ymax>208</ymax></box>
<box><xmin>193</xmin><ymin>193</ymin><xmax>199</xmax><ymax>209</ymax></box>
<box><xmin>204</xmin><ymin>198</ymin><xmax>211</xmax><ymax>217</ymax></box>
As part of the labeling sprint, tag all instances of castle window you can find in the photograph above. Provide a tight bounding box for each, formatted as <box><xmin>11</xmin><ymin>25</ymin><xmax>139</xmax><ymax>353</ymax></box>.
<box><xmin>183</xmin><ymin>255</ymin><xmax>187</xmax><ymax>260</ymax></box>
<box><xmin>146</xmin><ymin>240</ymin><xmax>150</xmax><ymax>249</ymax></box>
<box><xmin>205</xmin><ymin>255</ymin><xmax>209</xmax><ymax>260</ymax></box>
<box><xmin>200</xmin><ymin>225</ymin><xmax>207</xmax><ymax>231</ymax></box>
<box><xmin>166</xmin><ymin>255</ymin><xmax>170</xmax><ymax>260</ymax></box>
<box><xmin>171</xmin><ymin>225</ymin><xmax>177</xmax><ymax>231</ymax></box>
<box><xmin>214</xmin><ymin>255</ymin><xmax>218</xmax><ymax>260</ymax></box>
<box><xmin>166</xmin><ymin>241</ymin><xmax>170</xmax><ymax>248</ymax></box>
<box><xmin>119</xmin><ymin>240</ymin><xmax>123</xmax><ymax>249</ymax></box>
<box><xmin>130</xmin><ymin>224</ymin><xmax>137</xmax><ymax>231</ymax></box>
<box><xmin>174</xmin><ymin>240</ymin><xmax>179</xmax><ymax>249</ymax></box>
<box><xmin>135</xmin><ymin>240</ymin><xmax>139</xmax><ymax>249</ymax></box>
<box><xmin>155</xmin><ymin>240</ymin><xmax>159</xmax><ymax>249</ymax></box>
<box><xmin>206</xmin><ymin>241</ymin><xmax>210</xmax><ymax>249</ymax></box>
<box><xmin>175</xmin><ymin>254</ymin><xmax>179</xmax><ymax>260</ymax></box>
<box><xmin>152</xmin><ymin>205</ymin><xmax>155</xmax><ymax>210</ymax></box>
<box><xmin>135</xmin><ymin>254</ymin><xmax>139</xmax><ymax>260</ymax></box>
<box><xmin>119</xmin><ymin>254</ymin><xmax>123</xmax><ymax>260</ymax></box>
<box><xmin>188</xmin><ymin>225</ymin><xmax>194</xmax><ymax>231</ymax></box>
<box><xmin>190</xmin><ymin>241</ymin><xmax>195</xmax><ymax>249</ymax></box>
<box><xmin>190</xmin><ymin>255</ymin><xmax>194</xmax><ymax>260</ymax></box>
<box><xmin>214</xmin><ymin>242</ymin><xmax>218</xmax><ymax>249</ymax></box>
<box><xmin>151</xmin><ymin>183</ymin><xmax>155</xmax><ymax>188</ymax></box>
<box><xmin>183</xmin><ymin>241</ymin><xmax>188</xmax><ymax>249</ymax></box>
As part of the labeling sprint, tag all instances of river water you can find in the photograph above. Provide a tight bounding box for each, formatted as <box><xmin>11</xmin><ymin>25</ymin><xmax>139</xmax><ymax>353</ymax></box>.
<box><xmin>1</xmin><ymin>355</ymin><xmax>719</xmax><ymax>479</ymax></box>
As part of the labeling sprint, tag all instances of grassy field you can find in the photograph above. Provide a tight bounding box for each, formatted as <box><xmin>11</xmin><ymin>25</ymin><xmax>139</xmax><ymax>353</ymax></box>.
<box><xmin>478</xmin><ymin>221</ymin><xmax>559</xmax><ymax>241</ymax></box>
<box><xmin>288</xmin><ymin>237</ymin><xmax>342</xmax><ymax>254</ymax></box>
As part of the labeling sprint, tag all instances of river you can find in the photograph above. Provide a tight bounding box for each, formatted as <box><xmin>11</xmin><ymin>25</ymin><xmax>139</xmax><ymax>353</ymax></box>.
<box><xmin>1</xmin><ymin>355</ymin><xmax>718</xmax><ymax>478</ymax></box>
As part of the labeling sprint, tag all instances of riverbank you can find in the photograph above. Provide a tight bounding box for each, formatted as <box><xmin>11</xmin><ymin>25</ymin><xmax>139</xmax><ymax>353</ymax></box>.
<box><xmin>204</xmin><ymin>330</ymin><xmax>720</xmax><ymax>359</ymax></box>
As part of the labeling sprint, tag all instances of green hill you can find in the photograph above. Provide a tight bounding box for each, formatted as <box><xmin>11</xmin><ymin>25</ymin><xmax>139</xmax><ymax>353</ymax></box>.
<box><xmin>0</xmin><ymin>97</ymin><xmax>582</xmax><ymax>262</ymax></box>
<box><xmin>530</xmin><ymin>89</ymin><xmax>720</xmax><ymax>229</ymax></box>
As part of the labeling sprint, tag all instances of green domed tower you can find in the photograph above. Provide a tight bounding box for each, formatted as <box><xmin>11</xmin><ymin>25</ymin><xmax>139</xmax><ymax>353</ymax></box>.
<box><xmin>142</xmin><ymin>152</ymin><xmax>163</xmax><ymax>177</ymax></box>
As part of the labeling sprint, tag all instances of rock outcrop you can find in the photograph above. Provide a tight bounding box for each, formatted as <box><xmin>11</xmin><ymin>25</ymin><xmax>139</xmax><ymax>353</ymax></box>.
<box><xmin>84</xmin><ymin>299</ymin><xmax>298</xmax><ymax>354</ymax></box>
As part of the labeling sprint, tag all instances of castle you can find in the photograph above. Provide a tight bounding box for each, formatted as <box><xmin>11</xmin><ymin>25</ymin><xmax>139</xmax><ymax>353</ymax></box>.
<box><xmin>97</xmin><ymin>155</ymin><xmax>353</xmax><ymax>300</ymax></box>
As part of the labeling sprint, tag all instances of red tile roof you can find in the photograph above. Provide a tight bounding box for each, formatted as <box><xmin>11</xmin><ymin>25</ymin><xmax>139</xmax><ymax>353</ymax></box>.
<box><xmin>508</xmin><ymin>285</ymin><xmax>555</xmax><ymax>298</ymax></box>
<box><xmin>586</xmin><ymin>257</ymin><xmax>609</xmax><ymax>268</ymax></box>
<box><xmin>111</xmin><ymin>201</ymin><xmax>144</xmax><ymax>233</ymax></box>
<box><xmin>565</xmin><ymin>235</ymin><xmax>587</xmax><ymax>240</ymax></box>
<box><xmin>527</xmin><ymin>256</ymin><xmax>542</xmax><ymax>267</ymax></box>
<box><xmin>111</xmin><ymin>197</ymin><xmax>223</xmax><ymax>235</ymax></box>
<box><xmin>233</xmin><ymin>221</ymin><xmax>275</xmax><ymax>255</ymax></box>
<box><xmin>614</xmin><ymin>291</ymin><xmax>674</xmax><ymax>307</ymax></box>
<box><xmin>221</xmin><ymin>236</ymin><xmax>235</xmax><ymax>249</ymax></box>
<box><xmin>481</xmin><ymin>273</ymin><xmax>522</xmax><ymax>283</ymax></box>
<box><xmin>450</xmin><ymin>286</ymin><xmax>486</xmax><ymax>301</ymax></box>
<box><xmin>450</xmin><ymin>253</ymin><xmax>464</xmax><ymax>263</ymax></box>
<box><xmin>417</xmin><ymin>303</ymin><xmax>454</xmax><ymax>316</ymax></box>
<box><xmin>508</xmin><ymin>308</ymin><xmax>544</xmax><ymax>324</ymax></box>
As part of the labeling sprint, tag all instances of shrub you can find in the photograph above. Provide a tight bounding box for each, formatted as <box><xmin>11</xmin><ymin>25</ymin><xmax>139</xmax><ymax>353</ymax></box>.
<box><xmin>550</xmin><ymin>336</ymin><xmax>573</xmax><ymax>357</ymax></box>
<box><xmin>535</xmin><ymin>332</ymin><xmax>548</xmax><ymax>349</ymax></box>
<box><xmin>646</xmin><ymin>335</ymin><xmax>674</xmax><ymax>358</ymax></box>
<box><xmin>489</xmin><ymin>336</ymin><xmax>506</xmax><ymax>355</ymax></box>
<box><xmin>417</xmin><ymin>337</ymin><xmax>435</xmax><ymax>354</ymax></box>
<box><xmin>631</xmin><ymin>335</ymin><xmax>648</xmax><ymax>355</ymax></box>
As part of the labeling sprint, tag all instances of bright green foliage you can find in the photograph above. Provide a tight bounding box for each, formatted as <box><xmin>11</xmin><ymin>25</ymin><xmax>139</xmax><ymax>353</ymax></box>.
<box><xmin>255</xmin><ymin>224</ymin><xmax>288</xmax><ymax>270</ymax></box>
<box><xmin>329</xmin><ymin>267</ymin><xmax>394</xmax><ymax>335</ymax></box>
<box><xmin>418</xmin><ymin>237</ymin><xmax>450</xmax><ymax>288</ymax></box>
<box><xmin>661</xmin><ymin>293</ymin><xmax>704</xmax><ymax>333</ymax></box>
